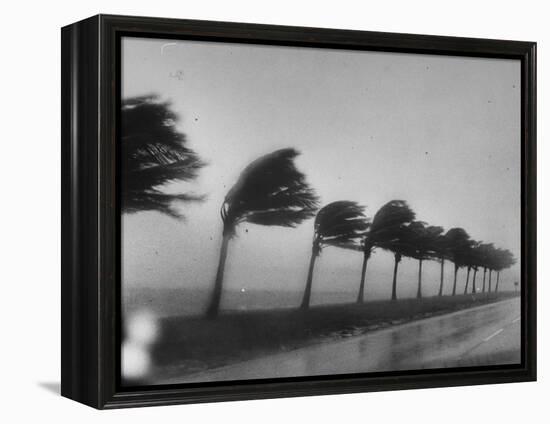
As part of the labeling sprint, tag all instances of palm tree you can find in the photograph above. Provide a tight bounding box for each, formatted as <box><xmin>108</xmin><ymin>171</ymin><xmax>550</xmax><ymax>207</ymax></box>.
<box><xmin>404</xmin><ymin>222</ymin><xmax>444</xmax><ymax>299</ymax></box>
<box><xmin>486</xmin><ymin>244</ymin><xmax>498</xmax><ymax>293</ymax></box>
<box><xmin>445</xmin><ymin>228</ymin><xmax>473</xmax><ymax>296</ymax></box>
<box><xmin>494</xmin><ymin>249</ymin><xmax>516</xmax><ymax>293</ymax></box>
<box><xmin>356</xmin><ymin>200</ymin><xmax>415</xmax><ymax>303</ymax></box>
<box><xmin>301</xmin><ymin>201</ymin><xmax>368</xmax><ymax>309</ymax></box>
<box><xmin>121</xmin><ymin>95</ymin><xmax>206</xmax><ymax>218</ymax></box>
<box><xmin>434</xmin><ymin>232</ymin><xmax>452</xmax><ymax>297</ymax></box>
<box><xmin>374</xmin><ymin>201</ymin><xmax>416</xmax><ymax>301</ymax></box>
<box><xmin>207</xmin><ymin>148</ymin><xmax>319</xmax><ymax>317</ymax></box>
<box><xmin>477</xmin><ymin>243</ymin><xmax>495</xmax><ymax>293</ymax></box>
<box><xmin>462</xmin><ymin>240</ymin><xmax>480</xmax><ymax>295</ymax></box>
<box><xmin>468</xmin><ymin>243</ymin><xmax>485</xmax><ymax>294</ymax></box>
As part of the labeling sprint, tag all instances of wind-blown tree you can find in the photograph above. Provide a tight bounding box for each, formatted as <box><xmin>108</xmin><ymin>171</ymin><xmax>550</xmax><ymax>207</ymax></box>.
<box><xmin>434</xmin><ymin>232</ymin><xmax>452</xmax><ymax>296</ymax></box>
<box><xmin>207</xmin><ymin>148</ymin><xmax>319</xmax><ymax>317</ymax></box>
<box><xmin>462</xmin><ymin>240</ymin><xmax>481</xmax><ymax>295</ymax></box>
<box><xmin>477</xmin><ymin>243</ymin><xmax>495</xmax><ymax>293</ymax></box>
<box><xmin>487</xmin><ymin>247</ymin><xmax>497</xmax><ymax>292</ymax></box>
<box><xmin>121</xmin><ymin>95</ymin><xmax>206</xmax><ymax>218</ymax></box>
<box><xmin>301</xmin><ymin>201</ymin><xmax>368</xmax><ymax>309</ymax></box>
<box><xmin>467</xmin><ymin>242</ymin><xmax>485</xmax><ymax>294</ymax></box>
<box><xmin>445</xmin><ymin>228</ymin><xmax>473</xmax><ymax>296</ymax></box>
<box><xmin>357</xmin><ymin>200</ymin><xmax>415</xmax><ymax>303</ymax></box>
<box><xmin>494</xmin><ymin>249</ymin><xmax>516</xmax><ymax>293</ymax></box>
<box><xmin>374</xmin><ymin>201</ymin><xmax>416</xmax><ymax>301</ymax></box>
<box><xmin>406</xmin><ymin>223</ymin><xmax>445</xmax><ymax>299</ymax></box>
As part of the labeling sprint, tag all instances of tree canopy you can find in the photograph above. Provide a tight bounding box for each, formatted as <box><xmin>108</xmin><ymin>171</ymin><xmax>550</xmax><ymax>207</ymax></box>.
<box><xmin>220</xmin><ymin>148</ymin><xmax>320</xmax><ymax>237</ymax></box>
<box><xmin>121</xmin><ymin>95</ymin><xmax>206</xmax><ymax>218</ymax></box>
<box><xmin>312</xmin><ymin>201</ymin><xmax>369</xmax><ymax>254</ymax></box>
<box><xmin>364</xmin><ymin>200</ymin><xmax>416</xmax><ymax>256</ymax></box>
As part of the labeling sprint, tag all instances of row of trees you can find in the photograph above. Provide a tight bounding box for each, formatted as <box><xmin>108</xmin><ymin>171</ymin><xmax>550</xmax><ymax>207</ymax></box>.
<box><xmin>121</xmin><ymin>96</ymin><xmax>516</xmax><ymax>319</ymax></box>
<box><xmin>300</xmin><ymin>199</ymin><xmax>516</xmax><ymax>309</ymax></box>
<box><xmin>207</xmin><ymin>148</ymin><xmax>515</xmax><ymax>316</ymax></box>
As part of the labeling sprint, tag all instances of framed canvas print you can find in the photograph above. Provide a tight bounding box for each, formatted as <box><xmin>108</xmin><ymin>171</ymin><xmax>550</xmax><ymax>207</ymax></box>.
<box><xmin>61</xmin><ymin>14</ymin><xmax>536</xmax><ymax>409</ymax></box>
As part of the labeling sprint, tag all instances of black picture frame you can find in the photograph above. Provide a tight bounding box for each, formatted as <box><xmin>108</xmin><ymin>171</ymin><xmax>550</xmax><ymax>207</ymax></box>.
<box><xmin>61</xmin><ymin>14</ymin><xmax>537</xmax><ymax>409</ymax></box>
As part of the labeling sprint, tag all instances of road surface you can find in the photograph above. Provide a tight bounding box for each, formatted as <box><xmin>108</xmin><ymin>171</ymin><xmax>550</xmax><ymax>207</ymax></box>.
<box><xmin>161</xmin><ymin>297</ymin><xmax>521</xmax><ymax>384</ymax></box>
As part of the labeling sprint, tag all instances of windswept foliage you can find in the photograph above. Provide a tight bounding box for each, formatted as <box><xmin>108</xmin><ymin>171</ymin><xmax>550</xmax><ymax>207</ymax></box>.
<box><xmin>357</xmin><ymin>200</ymin><xmax>416</xmax><ymax>302</ymax></box>
<box><xmin>220</xmin><ymin>148</ymin><xmax>320</xmax><ymax>237</ymax></box>
<box><xmin>461</xmin><ymin>240</ymin><xmax>481</xmax><ymax>294</ymax></box>
<box><xmin>208</xmin><ymin>148</ymin><xmax>319</xmax><ymax>317</ymax></box>
<box><xmin>492</xmin><ymin>248</ymin><xmax>516</xmax><ymax>292</ymax></box>
<box><xmin>404</xmin><ymin>222</ymin><xmax>444</xmax><ymax>298</ymax></box>
<box><xmin>313</xmin><ymin>201</ymin><xmax>369</xmax><ymax>251</ymax></box>
<box><xmin>301</xmin><ymin>201</ymin><xmax>369</xmax><ymax>309</ymax></box>
<box><xmin>477</xmin><ymin>243</ymin><xmax>495</xmax><ymax>292</ymax></box>
<box><xmin>444</xmin><ymin>228</ymin><xmax>473</xmax><ymax>295</ymax></box>
<box><xmin>371</xmin><ymin>201</ymin><xmax>416</xmax><ymax>301</ymax></box>
<box><xmin>368</xmin><ymin>200</ymin><xmax>417</xmax><ymax>250</ymax></box>
<box><xmin>121</xmin><ymin>95</ymin><xmax>206</xmax><ymax>218</ymax></box>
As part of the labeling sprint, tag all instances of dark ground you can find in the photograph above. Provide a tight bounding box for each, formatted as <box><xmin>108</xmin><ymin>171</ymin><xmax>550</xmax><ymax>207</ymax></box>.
<box><xmin>146</xmin><ymin>291</ymin><xmax>519</xmax><ymax>382</ymax></box>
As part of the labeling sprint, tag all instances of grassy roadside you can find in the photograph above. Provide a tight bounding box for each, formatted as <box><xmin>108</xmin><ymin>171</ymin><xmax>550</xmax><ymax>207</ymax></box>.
<box><xmin>149</xmin><ymin>291</ymin><xmax>519</xmax><ymax>378</ymax></box>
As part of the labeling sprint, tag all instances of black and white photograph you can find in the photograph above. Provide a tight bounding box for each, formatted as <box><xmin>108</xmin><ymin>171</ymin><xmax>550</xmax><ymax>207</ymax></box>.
<box><xmin>120</xmin><ymin>36</ymin><xmax>522</xmax><ymax>386</ymax></box>
<box><xmin>1</xmin><ymin>0</ymin><xmax>545</xmax><ymax>419</ymax></box>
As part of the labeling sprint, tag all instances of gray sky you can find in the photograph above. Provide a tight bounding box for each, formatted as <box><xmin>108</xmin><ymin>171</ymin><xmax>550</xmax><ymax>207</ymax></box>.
<box><xmin>122</xmin><ymin>36</ymin><xmax>521</xmax><ymax>301</ymax></box>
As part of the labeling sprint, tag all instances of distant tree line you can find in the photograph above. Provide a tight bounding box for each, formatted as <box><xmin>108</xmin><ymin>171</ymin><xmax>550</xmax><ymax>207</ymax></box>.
<box><xmin>121</xmin><ymin>96</ymin><xmax>516</xmax><ymax>318</ymax></box>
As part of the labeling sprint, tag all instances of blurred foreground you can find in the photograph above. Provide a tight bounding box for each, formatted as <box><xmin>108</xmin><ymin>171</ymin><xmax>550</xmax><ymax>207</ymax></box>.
<box><xmin>122</xmin><ymin>292</ymin><xmax>520</xmax><ymax>385</ymax></box>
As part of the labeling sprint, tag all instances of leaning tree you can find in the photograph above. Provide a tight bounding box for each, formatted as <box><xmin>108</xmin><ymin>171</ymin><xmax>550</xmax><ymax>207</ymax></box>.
<box><xmin>301</xmin><ymin>201</ymin><xmax>368</xmax><ymax>309</ymax></box>
<box><xmin>494</xmin><ymin>248</ymin><xmax>516</xmax><ymax>293</ymax></box>
<box><xmin>121</xmin><ymin>95</ymin><xmax>206</xmax><ymax>218</ymax></box>
<box><xmin>357</xmin><ymin>200</ymin><xmax>415</xmax><ymax>303</ymax></box>
<box><xmin>465</xmin><ymin>241</ymin><xmax>484</xmax><ymax>294</ymax></box>
<box><xmin>374</xmin><ymin>202</ymin><xmax>416</xmax><ymax>301</ymax></box>
<box><xmin>445</xmin><ymin>228</ymin><xmax>473</xmax><ymax>296</ymax></box>
<box><xmin>207</xmin><ymin>148</ymin><xmax>319</xmax><ymax>317</ymax></box>
<box><xmin>434</xmin><ymin>231</ymin><xmax>452</xmax><ymax>297</ymax></box>
<box><xmin>405</xmin><ymin>222</ymin><xmax>444</xmax><ymax>299</ymax></box>
<box><xmin>462</xmin><ymin>240</ymin><xmax>481</xmax><ymax>295</ymax></box>
<box><xmin>486</xmin><ymin>244</ymin><xmax>503</xmax><ymax>293</ymax></box>
<box><xmin>477</xmin><ymin>243</ymin><xmax>496</xmax><ymax>293</ymax></box>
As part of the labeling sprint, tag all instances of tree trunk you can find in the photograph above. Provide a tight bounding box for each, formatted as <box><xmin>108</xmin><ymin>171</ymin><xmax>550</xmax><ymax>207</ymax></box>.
<box><xmin>488</xmin><ymin>270</ymin><xmax>492</xmax><ymax>293</ymax></box>
<box><xmin>495</xmin><ymin>271</ymin><xmax>500</xmax><ymax>293</ymax></box>
<box><xmin>391</xmin><ymin>253</ymin><xmax>401</xmax><ymax>301</ymax></box>
<box><xmin>357</xmin><ymin>251</ymin><xmax>369</xmax><ymax>303</ymax></box>
<box><xmin>438</xmin><ymin>258</ymin><xmax>445</xmax><ymax>296</ymax></box>
<box><xmin>206</xmin><ymin>234</ymin><xmax>231</xmax><ymax>318</ymax></box>
<box><xmin>482</xmin><ymin>267</ymin><xmax>487</xmax><ymax>293</ymax></box>
<box><xmin>472</xmin><ymin>268</ymin><xmax>477</xmax><ymax>294</ymax></box>
<box><xmin>463</xmin><ymin>266</ymin><xmax>471</xmax><ymax>295</ymax></box>
<box><xmin>452</xmin><ymin>263</ymin><xmax>459</xmax><ymax>296</ymax></box>
<box><xmin>416</xmin><ymin>259</ymin><xmax>423</xmax><ymax>299</ymax></box>
<box><xmin>300</xmin><ymin>244</ymin><xmax>318</xmax><ymax>310</ymax></box>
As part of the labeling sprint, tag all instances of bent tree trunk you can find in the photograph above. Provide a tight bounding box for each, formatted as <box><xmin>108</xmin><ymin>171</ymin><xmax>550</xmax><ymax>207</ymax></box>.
<box><xmin>391</xmin><ymin>253</ymin><xmax>401</xmax><ymax>301</ymax></box>
<box><xmin>488</xmin><ymin>270</ymin><xmax>493</xmax><ymax>293</ymax></box>
<box><xmin>357</xmin><ymin>251</ymin><xmax>370</xmax><ymax>303</ymax></box>
<box><xmin>416</xmin><ymin>259</ymin><xmax>423</xmax><ymax>299</ymax></box>
<box><xmin>482</xmin><ymin>267</ymin><xmax>487</xmax><ymax>293</ymax></box>
<box><xmin>472</xmin><ymin>268</ymin><xmax>478</xmax><ymax>294</ymax></box>
<box><xmin>463</xmin><ymin>266</ymin><xmax>471</xmax><ymax>295</ymax></box>
<box><xmin>301</xmin><ymin>244</ymin><xmax>319</xmax><ymax>309</ymax></box>
<box><xmin>495</xmin><ymin>271</ymin><xmax>501</xmax><ymax>293</ymax></box>
<box><xmin>438</xmin><ymin>258</ymin><xmax>445</xmax><ymax>296</ymax></box>
<box><xmin>451</xmin><ymin>264</ymin><xmax>459</xmax><ymax>296</ymax></box>
<box><xmin>207</xmin><ymin>234</ymin><xmax>231</xmax><ymax>318</ymax></box>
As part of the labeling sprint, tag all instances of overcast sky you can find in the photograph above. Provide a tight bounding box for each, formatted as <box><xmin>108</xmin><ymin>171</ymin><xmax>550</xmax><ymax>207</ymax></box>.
<box><xmin>121</xmin><ymin>36</ymin><xmax>521</xmax><ymax>302</ymax></box>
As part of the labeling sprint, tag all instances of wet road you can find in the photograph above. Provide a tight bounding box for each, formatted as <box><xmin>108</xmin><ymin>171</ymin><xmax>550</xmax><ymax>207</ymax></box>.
<box><xmin>164</xmin><ymin>298</ymin><xmax>521</xmax><ymax>384</ymax></box>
